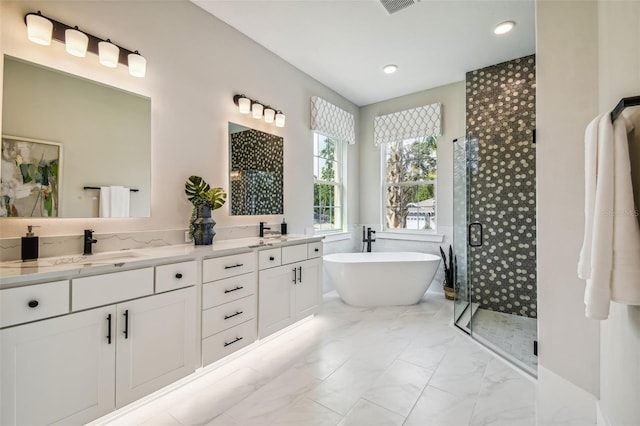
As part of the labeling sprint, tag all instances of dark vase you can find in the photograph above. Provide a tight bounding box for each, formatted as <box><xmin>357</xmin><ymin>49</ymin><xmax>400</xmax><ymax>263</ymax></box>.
<box><xmin>192</xmin><ymin>203</ymin><xmax>216</xmax><ymax>245</ymax></box>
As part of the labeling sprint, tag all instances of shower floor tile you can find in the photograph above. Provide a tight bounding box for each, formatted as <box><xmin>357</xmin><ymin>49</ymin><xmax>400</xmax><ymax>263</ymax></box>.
<box><xmin>471</xmin><ymin>308</ymin><xmax>537</xmax><ymax>373</ymax></box>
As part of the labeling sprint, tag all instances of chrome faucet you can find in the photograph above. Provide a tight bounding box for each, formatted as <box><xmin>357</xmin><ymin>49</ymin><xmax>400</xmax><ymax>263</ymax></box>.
<box><xmin>362</xmin><ymin>226</ymin><xmax>376</xmax><ymax>252</ymax></box>
<box><xmin>259</xmin><ymin>222</ymin><xmax>271</xmax><ymax>238</ymax></box>
<box><xmin>83</xmin><ymin>229</ymin><xmax>98</xmax><ymax>255</ymax></box>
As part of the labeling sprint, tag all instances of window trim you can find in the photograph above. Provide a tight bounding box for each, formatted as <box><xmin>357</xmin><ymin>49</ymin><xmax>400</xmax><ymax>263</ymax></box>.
<box><xmin>313</xmin><ymin>132</ymin><xmax>346</xmax><ymax>234</ymax></box>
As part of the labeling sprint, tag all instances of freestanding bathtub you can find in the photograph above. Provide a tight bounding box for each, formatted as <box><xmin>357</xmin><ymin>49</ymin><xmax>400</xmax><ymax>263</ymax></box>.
<box><xmin>323</xmin><ymin>252</ymin><xmax>441</xmax><ymax>307</ymax></box>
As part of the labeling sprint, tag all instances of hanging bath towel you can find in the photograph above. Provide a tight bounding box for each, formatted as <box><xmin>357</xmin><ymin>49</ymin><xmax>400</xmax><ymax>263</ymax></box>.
<box><xmin>580</xmin><ymin>113</ymin><xmax>640</xmax><ymax>320</ymax></box>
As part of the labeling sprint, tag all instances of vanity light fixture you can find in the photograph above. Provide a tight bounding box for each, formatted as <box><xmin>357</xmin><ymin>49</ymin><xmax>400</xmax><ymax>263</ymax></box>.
<box><xmin>494</xmin><ymin>20</ymin><xmax>515</xmax><ymax>35</ymax></box>
<box><xmin>264</xmin><ymin>107</ymin><xmax>276</xmax><ymax>123</ymax></box>
<box><xmin>26</xmin><ymin>11</ymin><xmax>53</xmax><ymax>46</ymax></box>
<box><xmin>252</xmin><ymin>102</ymin><xmax>264</xmax><ymax>119</ymax></box>
<box><xmin>65</xmin><ymin>27</ymin><xmax>88</xmax><ymax>57</ymax></box>
<box><xmin>98</xmin><ymin>39</ymin><xmax>119</xmax><ymax>68</ymax></box>
<box><xmin>24</xmin><ymin>11</ymin><xmax>146</xmax><ymax>77</ymax></box>
<box><xmin>233</xmin><ymin>94</ymin><xmax>285</xmax><ymax>128</ymax></box>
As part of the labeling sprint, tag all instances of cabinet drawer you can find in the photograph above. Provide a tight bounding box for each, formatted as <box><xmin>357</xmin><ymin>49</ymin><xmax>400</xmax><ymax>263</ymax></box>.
<box><xmin>202</xmin><ymin>273</ymin><xmax>256</xmax><ymax>309</ymax></box>
<box><xmin>202</xmin><ymin>295</ymin><xmax>256</xmax><ymax>338</ymax></box>
<box><xmin>1</xmin><ymin>281</ymin><xmax>69</xmax><ymax>328</ymax></box>
<box><xmin>72</xmin><ymin>268</ymin><xmax>154</xmax><ymax>311</ymax></box>
<box><xmin>308</xmin><ymin>241</ymin><xmax>323</xmax><ymax>259</ymax></box>
<box><xmin>202</xmin><ymin>319</ymin><xmax>257</xmax><ymax>366</ymax></box>
<box><xmin>258</xmin><ymin>248</ymin><xmax>281</xmax><ymax>270</ymax></box>
<box><xmin>203</xmin><ymin>252</ymin><xmax>255</xmax><ymax>283</ymax></box>
<box><xmin>155</xmin><ymin>260</ymin><xmax>197</xmax><ymax>293</ymax></box>
<box><xmin>282</xmin><ymin>244</ymin><xmax>308</xmax><ymax>265</ymax></box>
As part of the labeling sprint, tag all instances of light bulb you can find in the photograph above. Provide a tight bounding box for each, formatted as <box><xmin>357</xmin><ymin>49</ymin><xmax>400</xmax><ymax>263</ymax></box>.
<box><xmin>264</xmin><ymin>108</ymin><xmax>275</xmax><ymax>123</ymax></box>
<box><xmin>252</xmin><ymin>102</ymin><xmax>264</xmax><ymax>119</ymax></box>
<box><xmin>128</xmin><ymin>52</ymin><xmax>146</xmax><ymax>77</ymax></box>
<box><xmin>26</xmin><ymin>13</ymin><xmax>53</xmax><ymax>46</ymax></box>
<box><xmin>275</xmin><ymin>111</ymin><xmax>285</xmax><ymax>128</ymax></box>
<box><xmin>494</xmin><ymin>21</ymin><xmax>515</xmax><ymax>35</ymax></box>
<box><xmin>98</xmin><ymin>40</ymin><xmax>120</xmax><ymax>68</ymax></box>
<box><xmin>238</xmin><ymin>97</ymin><xmax>251</xmax><ymax>114</ymax></box>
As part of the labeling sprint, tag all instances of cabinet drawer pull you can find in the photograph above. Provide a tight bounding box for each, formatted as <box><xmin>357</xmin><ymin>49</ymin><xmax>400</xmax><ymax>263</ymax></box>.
<box><xmin>314</xmin><ymin>248</ymin><xmax>319</xmax><ymax>252</ymax></box>
<box><xmin>269</xmin><ymin>256</ymin><xmax>275</xmax><ymax>261</ymax></box>
<box><xmin>107</xmin><ymin>314</ymin><xmax>112</xmax><ymax>344</ymax></box>
<box><xmin>224</xmin><ymin>311</ymin><xmax>244</xmax><ymax>320</ymax></box>
<box><xmin>175</xmin><ymin>273</ymin><xmax>183</xmax><ymax>279</ymax></box>
<box><xmin>224</xmin><ymin>336</ymin><xmax>243</xmax><ymax>347</ymax></box>
<box><xmin>224</xmin><ymin>263</ymin><xmax>244</xmax><ymax>270</ymax></box>
<box><xmin>27</xmin><ymin>300</ymin><xmax>39</xmax><ymax>308</ymax></box>
<box><xmin>224</xmin><ymin>286</ymin><xmax>244</xmax><ymax>294</ymax></box>
<box><xmin>298</xmin><ymin>266</ymin><xmax>302</xmax><ymax>283</ymax></box>
<box><xmin>292</xmin><ymin>268</ymin><xmax>297</xmax><ymax>284</ymax></box>
<box><xmin>123</xmin><ymin>310</ymin><xmax>129</xmax><ymax>339</ymax></box>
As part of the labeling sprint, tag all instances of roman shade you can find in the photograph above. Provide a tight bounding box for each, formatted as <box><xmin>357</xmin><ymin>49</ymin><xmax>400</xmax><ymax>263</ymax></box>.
<box><xmin>310</xmin><ymin>96</ymin><xmax>355</xmax><ymax>145</ymax></box>
<box><xmin>374</xmin><ymin>103</ymin><xmax>442</xmax><ymax>146</ymax></box>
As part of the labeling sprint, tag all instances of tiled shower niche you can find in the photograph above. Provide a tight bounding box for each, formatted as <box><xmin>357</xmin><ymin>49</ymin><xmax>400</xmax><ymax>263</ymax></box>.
<box><xmin>466</xmin><ymin>55</ymin><xmax>537</xmax><ymax>318</ymax></box>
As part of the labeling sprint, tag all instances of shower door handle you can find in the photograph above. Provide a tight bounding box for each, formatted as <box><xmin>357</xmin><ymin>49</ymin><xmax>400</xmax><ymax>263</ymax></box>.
<box><xmin>468</xmin><ymin>222</ymin><xmax>483</xmax><ymax>247</ymax></box>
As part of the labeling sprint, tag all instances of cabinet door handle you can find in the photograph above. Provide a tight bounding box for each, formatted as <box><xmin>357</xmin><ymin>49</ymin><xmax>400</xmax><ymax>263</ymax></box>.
<box><xmin>175</xmin><ymin>273</ymin><xmax>183</xmax><ymax>279</ymax></box>
<box><xmin>107</xmin><ymin>314</ymin><xmax>112</xmax><ymax>344</ymax></box>
<box><xmin>298</xmin><ymin>266</ymin><xmax>302</xmax><ymax>283</ymax></box>
<box><xmin>269</xmin><ymin>256</ymin><xmax>275</xmax><ymax>261</ymax></box>
<box><xmin>224</xmin><ymin>311</ymin><xmax>244</xmax><ymax>320</ymax></box>
<box><xmin>224</xmin><ymin>263</ymin><xmax>244</xmax><ymax>270</ymax></box>
<box><xmin>224</xmin><ymin>336</ymin><xmax>243</xmax><ymax>347</ymax></box>
<box><xmin>27</xmin><ymin>300</ymin><xmax>39</xmax><ymax>308</ymax></box>
<box><xmin>314</xmin><ymin>248</ymin><xmax>319</xmax><ymax>252</ymax></box>
<box><xmin>224</xmin><ymin>286</ymin><xmax>244</xmax><ymax>294</ymax></box>
<box><xmin>292</xmin><ymin>267</ymin><xmax>297</xmax><ymax>284</ymax></box>
<box><xmin>123</xmin><ymin>310</ymin><xmax>129</xmax><ymax>339</ymax></box>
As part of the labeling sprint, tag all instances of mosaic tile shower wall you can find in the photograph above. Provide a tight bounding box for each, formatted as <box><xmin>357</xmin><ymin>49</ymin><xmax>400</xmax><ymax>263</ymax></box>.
<box><xmin>230</xmin><ymin>128</ymin><xmax>283</xmax><ymax>215</ymax></box>
<box><xmin>466</xmin><ymin>55</ymin><xmax>537</xmax><ymax>318</ymax></box>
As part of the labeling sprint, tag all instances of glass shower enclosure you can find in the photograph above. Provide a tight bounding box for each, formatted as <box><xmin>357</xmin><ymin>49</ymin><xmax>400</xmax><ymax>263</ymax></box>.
<box><xmin>453</xmin><ymin>136</ymin><xmax>538</xmax><ymax>376</ymax></box>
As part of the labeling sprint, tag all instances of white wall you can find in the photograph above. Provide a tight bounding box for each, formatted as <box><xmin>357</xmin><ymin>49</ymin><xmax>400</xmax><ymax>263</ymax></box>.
<box><xmin>358</xmin><ymin>81</ymin><xmax>466</xmax><ymax>249</ymax></box>
<box><xmin>596</xmin><ymin>2</ymin><xmax>640</xmax><ymax>425</ymax></box>
<box><xmin>0</xmin><ymin>0</ymin><xmax>359</xmax><ymax>238</ymax></box>
<box><xmin>536</xmin><ymin>0</ymin><xmax>600</xmax><ymax>396</ymax></box>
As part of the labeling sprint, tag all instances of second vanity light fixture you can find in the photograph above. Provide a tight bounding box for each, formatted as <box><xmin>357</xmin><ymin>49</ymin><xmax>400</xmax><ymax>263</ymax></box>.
<box><xmin>24</xmin><ymin>11</ymin><xmax>146</xmax><ymax>78</ymax></box>
<box><xmin>233</xmin><ymin>94</ymin><xmax>285</xmax><ymax>128</ymax></box>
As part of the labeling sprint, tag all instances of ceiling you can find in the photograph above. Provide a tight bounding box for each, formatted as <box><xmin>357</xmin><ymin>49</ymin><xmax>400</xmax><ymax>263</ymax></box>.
<box><xmin>192</xmin><ymin>0</ymin><xmax>535</xmax><ymax>106</ymax></box>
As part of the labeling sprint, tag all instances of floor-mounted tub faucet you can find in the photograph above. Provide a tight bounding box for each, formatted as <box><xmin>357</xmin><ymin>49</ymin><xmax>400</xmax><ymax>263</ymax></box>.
<box><xmin>83</xmin><ymin>229</ymin><xmax>98</xmax><ymax>255</ymax></box>
<box><xmin>362</xmin><ymin>226</ymin><xmax>376</xmax><ymax>252</ymax></box>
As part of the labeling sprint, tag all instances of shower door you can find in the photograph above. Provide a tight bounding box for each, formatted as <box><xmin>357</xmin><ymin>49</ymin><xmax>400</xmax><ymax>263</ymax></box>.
<box><xmin>453</xmin><ymin>136</ymin><xmax>538</xmax><ymax>376</ymax></box>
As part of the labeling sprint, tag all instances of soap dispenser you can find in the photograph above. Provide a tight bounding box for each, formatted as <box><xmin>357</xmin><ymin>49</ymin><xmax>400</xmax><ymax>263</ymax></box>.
<box><xmin>280</xmin><ymin>218</ymin><xmax>288</xmax><ymax>235</ymax></box>
<box><xmin>21</xmin><ymin>225</ymin><xmax>40</xmax><ymax>261</ymax></box>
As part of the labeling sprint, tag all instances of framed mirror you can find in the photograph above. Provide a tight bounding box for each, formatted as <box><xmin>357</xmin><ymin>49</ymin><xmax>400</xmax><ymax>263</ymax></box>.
<box><xmin>1</xmin><ymin>56</ymin><xmax>151</xmax><ymax>218</ymax></box>
<box><xmin>228</xmin><ymin>122</ymin><xmax>283</xmax><ymax>215</ymax></box>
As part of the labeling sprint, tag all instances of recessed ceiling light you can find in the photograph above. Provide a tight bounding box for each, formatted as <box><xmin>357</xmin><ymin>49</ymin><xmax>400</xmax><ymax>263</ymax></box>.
<box><xmin>383</xmin><ymin>64</ymin><xmax>398</xmax><ymax>74</ymax></box>
<box><xmin>494</xmin><ymin>21</ymin><xmax>515</xmax><ymax>35</ymax></box>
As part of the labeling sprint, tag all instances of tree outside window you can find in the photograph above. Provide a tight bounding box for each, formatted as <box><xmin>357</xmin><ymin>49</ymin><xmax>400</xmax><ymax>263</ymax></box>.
<box><xmin>384</xmin><ymin>135</ymin><xmax>437</xmax><ymax>230</ymax></box>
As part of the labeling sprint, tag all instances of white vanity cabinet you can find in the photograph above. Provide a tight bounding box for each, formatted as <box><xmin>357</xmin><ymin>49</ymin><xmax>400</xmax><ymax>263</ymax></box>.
<box><xmin>0</xmin><ymin>261</ymin><xmax>197</xmax><ymax>426</ymax></box>
<box><xmin>201</xmin><ymin>251</ymin><xmax>258</xmax><ymax>366</ymax></box>
<box><xmin>258</xmin><ymin>242</ymin><xmax>322</xmax><ymax>338</ymax></box>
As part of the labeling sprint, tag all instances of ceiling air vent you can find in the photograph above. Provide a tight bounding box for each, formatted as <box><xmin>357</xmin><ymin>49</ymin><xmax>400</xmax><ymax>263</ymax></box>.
<box><xmin>379</xmin><ymin>0</ymin><xmax>418</xmax><ymax>15</ymax></box>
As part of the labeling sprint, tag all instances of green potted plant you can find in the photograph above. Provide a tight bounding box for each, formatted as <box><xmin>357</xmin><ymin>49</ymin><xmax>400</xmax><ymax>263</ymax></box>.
<box><xmin>185</xmin><ymin>175</ymin><xmax>226</xmax><ymax>245</ymax></box>
<box><xmin>439</xmin><ymin>244</ymin><xmax>457</xmax><ymax>300</ymax></box>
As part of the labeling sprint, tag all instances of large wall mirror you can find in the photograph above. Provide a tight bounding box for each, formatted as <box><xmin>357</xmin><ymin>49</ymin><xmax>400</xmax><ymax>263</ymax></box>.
<box><xmin>1</xmin><ymin>56</ymin><xmax>151</xmax><ymax>218</ymax></box>
<box><xmin>229</xmin><ymin>122</ymin><xmax>283</xmax><ymax>215</ymax></box>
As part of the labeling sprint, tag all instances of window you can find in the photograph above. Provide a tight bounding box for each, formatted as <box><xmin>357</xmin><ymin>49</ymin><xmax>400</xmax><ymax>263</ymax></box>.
<box><xmin>383</xmin><ymin>135</ymin><xmax>437</xmax><ymax>231</ymax></box>
<box><xmin>313</xmin><ymin>133</ymin><xmax>344</xmax><ymax>232</ymax></box>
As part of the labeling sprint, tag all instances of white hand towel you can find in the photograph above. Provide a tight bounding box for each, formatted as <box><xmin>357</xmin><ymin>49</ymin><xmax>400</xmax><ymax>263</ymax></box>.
<box><xmin>584</xmin><ymin>113</ymin><xmax>615</xmax><ymax>320</ymax></box>
<box><xmin>578</xmin><ymin>114</ymin><xmax>604</xmax><ymax>279</ymax></box>
<box><xmin>109</xmin><ymin>186</ymin><xmax>130</xmax><ymax>218</ymax></box>
<box><xmin>99</xmin><ymin>186</ymin><xmax>111</xmax><ymax>218</ymax></box>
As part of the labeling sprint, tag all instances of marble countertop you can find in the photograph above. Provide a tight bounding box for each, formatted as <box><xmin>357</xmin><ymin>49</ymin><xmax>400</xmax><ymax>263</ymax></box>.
<box><xmin>0</xmin><ymin>235</ymin><xmax>322</xmax><ymax>288</ymax></box>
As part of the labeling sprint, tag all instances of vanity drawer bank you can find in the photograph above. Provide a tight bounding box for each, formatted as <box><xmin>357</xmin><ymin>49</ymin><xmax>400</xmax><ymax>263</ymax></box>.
<box><xmin>0</xmin><ymin>236</ymin><xmax>322</xmax><ymax>426</ymax></box>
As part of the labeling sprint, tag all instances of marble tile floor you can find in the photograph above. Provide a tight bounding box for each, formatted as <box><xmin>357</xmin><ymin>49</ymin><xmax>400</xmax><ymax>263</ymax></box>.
<box><xmin>94</xmin><ymin>288</ymin><xmax>588</xmax><ymax>426</ymax></box>
<box><xmin>469</xmin><ymin>308</ymin><xmax>538</xmax><ymax>374</ymax></box>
